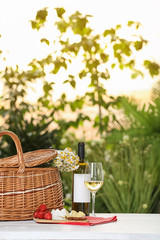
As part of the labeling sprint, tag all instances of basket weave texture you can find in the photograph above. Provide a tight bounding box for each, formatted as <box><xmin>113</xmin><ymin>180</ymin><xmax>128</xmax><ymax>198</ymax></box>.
<box><xmin>0</xmin><ymin>131</ymin><xmax>64</xmax><ymax>221</ymax></box>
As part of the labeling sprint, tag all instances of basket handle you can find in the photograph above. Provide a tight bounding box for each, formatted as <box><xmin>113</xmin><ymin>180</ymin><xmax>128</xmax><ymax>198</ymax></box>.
<box><xmin>0</xmin><ymin>130</ymin><xmax>25</xmax><ymax>173</ymax></box>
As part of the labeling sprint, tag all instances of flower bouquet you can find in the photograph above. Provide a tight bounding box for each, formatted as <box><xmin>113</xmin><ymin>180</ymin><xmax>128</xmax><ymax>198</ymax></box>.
<box><xmin>54</xmin><ymin>147</ymin><xmax>79</xmax><ymax>172</ymax></box>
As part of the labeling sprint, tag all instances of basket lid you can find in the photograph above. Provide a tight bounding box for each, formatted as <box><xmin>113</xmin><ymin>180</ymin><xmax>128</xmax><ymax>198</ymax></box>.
<box><xmin>0</xmin><ymin>149</ymin><xmax>58</xmax><ymax>168</ymax></box>
<box><xmin>0</xmin><ymin>130</ymin><xmax>58</xmax><ymax>169</ymax></box>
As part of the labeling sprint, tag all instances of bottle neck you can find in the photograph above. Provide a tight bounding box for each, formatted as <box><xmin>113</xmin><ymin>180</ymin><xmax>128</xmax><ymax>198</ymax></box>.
<box><xmin>78</xmin><ymin>142</ymin><xmax>85</xmax><ymax>163</ymax></box>
<box><xmin>79</xmin><ymin>157</ymin><xmax>85</xmax><ymax>163</ymax></box>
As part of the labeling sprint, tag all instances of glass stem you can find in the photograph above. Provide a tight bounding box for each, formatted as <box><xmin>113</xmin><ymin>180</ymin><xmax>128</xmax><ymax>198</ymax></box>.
<box><xmin>91</xmin><ymin>192</ymin><xmax>96</xmax><ymax>216</ymax></box>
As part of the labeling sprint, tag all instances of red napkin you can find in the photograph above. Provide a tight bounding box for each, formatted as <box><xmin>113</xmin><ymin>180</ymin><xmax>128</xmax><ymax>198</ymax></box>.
<box><xmin>87</xmin><ymin>216</ymin><xmax>117</xmax><ymax>226</ymax></box>
<box><xmin>60</xmin><ymin>216</ymin><xmax>117</xmax><ymax>226</ymax></box>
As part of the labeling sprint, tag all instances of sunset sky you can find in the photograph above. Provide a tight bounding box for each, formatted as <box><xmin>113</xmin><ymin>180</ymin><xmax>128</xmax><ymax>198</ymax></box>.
<box><xmin>0</xmin><ymin>0</ymin><xmax>160</xmax><ymax>100</ymax></box>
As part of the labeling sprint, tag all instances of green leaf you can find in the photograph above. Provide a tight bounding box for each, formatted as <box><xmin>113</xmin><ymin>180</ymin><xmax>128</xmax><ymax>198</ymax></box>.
<box><xmin>56</xmin><ymin>20</ymin><xmax>68</xmax><ymax>33</ymax></box>
<box><xmin>30</xmin><ymin>8</ymin><xmax>48</xmax><ymax>30</ymax></box>
<box><xmin>100</xmin><ymin>53</ymin><xmax>109</xmax><ymax>63</ymax></box>
<box><xmin>63</xmin><ymin>75</ymin><xmax>76</xmax><ymax>88</ymax></box>
<box><xmin>36</xmin><ymin>8</ymin><xmax>48</xmax><ymax>21</ymax></box>
<box><xmin>100</xmin><ymin>71</ymin><xmax>110</xmax><ymax>80</ymax></box>
<box><xmin>41</xmin><ymin>38</ymin><xmax>50</xmax><ymax>45</ymax></box>
<box><xmin>103</xmin><ymin>28</ymin><xmax>115</xmax><ymax>37</ymax></box>
<box><xmin>52</xmin><ymin>67</ymin><xmax>59</xmax><ymax>74</ymax></box>
<box><xmin>127</xmin><ymin>21</ymin><xmax>141</xmax><ymax>29</ymax></box>
<box><xmin>31</xmin><ymin>21</ymin><xmax>39</xmax><ymax>30</ymax></box>
<box><xmin>126</xmin><ymin>60</ymin><xmax>135</xmax><ymax>68</ymax></box>
<box><xmin>69</xmin><ymin>98</ymin><xmax>84</xmax><ymax>111</ymax></box>
<box><xmin>103</xmin><ymin>115</ymin><xmax>109</xmax><ymax>124</ymax></box>
<box><xmin>116</xmin><ymin>24</ymin><xmax>121</xmax><ymax>30</ymax></box>
<box><xmin>131</xmin><ymin>73</ymin><xmax>138</xmax><ymax>79</ymax></box>
<box><xmin>70</xmin><ymin>80</ymin><xmax>76</xmax><ymax>88</ymax></box>
<box><xmin>144</xmin><ymin>60</ymin><xmax>160</xmax><ymax>77</ymax></box>
<box><xmin>113</xmin><ymin>40</ymin><xmax>131</xmax><ymax>58</ymax></box>
<box><xmin>55</xmin><ymin>8</ymin><xmax>65</xmax><ymax>18</ymax></box>
<box><xmin>71</xmin><ymin>17</ymin><xmax>88</xmax><ymax>35</ymax></box>
<box><xmin>127</xmin><ymin>21</ymin><xmax>134</xmax><ymax>27</ymax></box>
<box><xmin>134</xmin><ymin>41</ymin><xmax>143</xmax><ymax>50</ymax></box>
<box><xmin>43</xmin><ymin>83</ymin><xmax>52</xmax><ymax>93</ymax></box>
<box><xmin>61</xmin><ymin>93</ymin><xmax>66</xmax><ymax>99</ymax></box>
<box><xmin>144</xmin><ymin>60</ymin><xmax>151</xmax><ymax>67</ymax></box>
<box><xmin>79</xmin><ymin>70</ymin><xmax>87</xmax><ymax>79</ymax></box>
<box><xmin>63</xmin><ymin>80</ymin><xmax>69</xmax><ymax>84</ymax></box>
<box><xmin>119</xmin><ymin>64</ymin><xmax>124</xmax><ymax>70</ymax></box>
<box><xmin>51</xmin><ymin>58</ymin><xmax>67</xmax><ymax>74</ymax></box>
<box><xmin>111</xmin><ymin>63</ymin><xmax>116</xmax><ymax>69</ymax></box>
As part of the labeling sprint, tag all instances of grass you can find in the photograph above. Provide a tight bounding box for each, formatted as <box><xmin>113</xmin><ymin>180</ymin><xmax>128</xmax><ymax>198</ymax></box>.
<box><xmin>99</xmin><ymin>140</ymin><xmax>160</xmax><ymax>213</ymax></box>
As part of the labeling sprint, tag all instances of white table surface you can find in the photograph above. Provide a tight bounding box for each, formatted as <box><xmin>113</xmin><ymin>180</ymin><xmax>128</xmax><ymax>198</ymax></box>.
<box><xmin>0</xmin><ymin>213</ymin><xmax>160</xmax><ymax>240</ymax></box>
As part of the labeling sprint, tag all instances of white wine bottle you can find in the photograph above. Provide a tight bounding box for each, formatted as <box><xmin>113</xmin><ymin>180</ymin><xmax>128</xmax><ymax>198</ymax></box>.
<box><xmin>72</xmin><ymin>142</ymin><xmax>90</xmax><ymax>215</ymax></box>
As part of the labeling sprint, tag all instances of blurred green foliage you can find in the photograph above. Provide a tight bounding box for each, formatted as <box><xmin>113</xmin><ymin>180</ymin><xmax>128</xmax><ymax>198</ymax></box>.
<box><xmin>0</xmin><ymin>7</ymin><xmax>160</xmax><ymax>213</ymax></box>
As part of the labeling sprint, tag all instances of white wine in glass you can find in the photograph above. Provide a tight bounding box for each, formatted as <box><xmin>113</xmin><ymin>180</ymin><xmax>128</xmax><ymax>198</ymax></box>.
<box><xmin>84</xmin><ymin>162</ymin><xmax>103</xmax><ymax>217</ymax></box>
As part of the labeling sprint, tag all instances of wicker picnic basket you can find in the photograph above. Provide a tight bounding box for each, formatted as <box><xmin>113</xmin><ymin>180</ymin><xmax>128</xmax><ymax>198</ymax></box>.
<box><xmin>0</xmin><ymin>131</ymin><xmax>64</xmax><ymax>221</ymax></box>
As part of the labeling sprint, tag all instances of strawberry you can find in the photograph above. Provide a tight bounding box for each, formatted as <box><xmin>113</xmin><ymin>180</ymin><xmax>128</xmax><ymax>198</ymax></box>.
<box><xmin>38</xmin><ymin>204</ymin><xmax>47</xmax><ymax>211</ymax></box>
<box><xmin>44</xmin><ymin>211</ymin><xmax>52</xmax><ymax>220</ymax></box>
<box><xmin>43</xmin><ymin>209</ymin><xmax>48</xmax><ymax>215</ymax></box>
<box><xmin>33</xmin><ymin>209</ymin><xmax>39</xmax><ymax>218</ymax></box>
<box><xmin>37</xmin><ymin>210</ymin><xmax>45</xmax><ymax>219</ymax></box>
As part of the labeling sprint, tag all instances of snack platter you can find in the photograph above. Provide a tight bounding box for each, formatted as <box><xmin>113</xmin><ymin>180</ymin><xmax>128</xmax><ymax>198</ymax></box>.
<box><xmin>32</xmin><ymin>205</ymin><xmax>117</xmax><ymax>226</ymax></box>
<box><xmin>33</xmin><ymin>217</ymin><xmax>89</xmax><ymax>224</ymax></box>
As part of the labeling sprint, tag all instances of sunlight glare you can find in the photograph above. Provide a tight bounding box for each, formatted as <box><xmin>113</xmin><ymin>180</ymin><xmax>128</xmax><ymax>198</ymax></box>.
<box><xmin>0</xmin><ymin>0</ymin><xmax>160</xmax><ymax>101</ymax></box>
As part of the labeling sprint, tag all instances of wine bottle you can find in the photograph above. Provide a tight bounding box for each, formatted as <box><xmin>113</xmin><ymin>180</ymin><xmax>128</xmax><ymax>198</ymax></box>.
<box><xmin>72</xmin><ymin>142</ymin><xmax>90</xmax><ymax>215</ymax></box>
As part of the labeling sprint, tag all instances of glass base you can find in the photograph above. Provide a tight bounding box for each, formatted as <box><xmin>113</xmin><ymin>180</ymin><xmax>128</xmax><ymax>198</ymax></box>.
<box><xmin>90</xmin><ymin>213</ymin><xmax>96</xmax><ymax>217</ymax></box>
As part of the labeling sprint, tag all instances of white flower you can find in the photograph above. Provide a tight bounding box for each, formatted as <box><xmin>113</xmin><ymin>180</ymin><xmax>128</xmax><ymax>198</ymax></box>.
<box><xmin>60</xmin><ymin>138</ymin><xmax>67</xmax><ymax>145</ymax></box>
<box><xmin>122</xmin><ymin>135</ymin><xmax>129</xmax><ymax>143</ymax></box>
<box><xmin>85</xmin><ymin>147</ymin><xmax>92</xmax><ymax>155</ymax></box>
<box><xmin>54</xmin><ymin>147</ymin><xmax>79</xmax><ymax>172</ymax></box>
<box><xmin>66</xmin><ymin>193</ymin><xmax>71</xmax><ymax>199</ymax></box>
<box><xmin>98</xmin><ymin>139</ymin><xmax>105</xmax><ymax>145</ymax></box>
<box><xmin>103</xmin><ymin>170</ymin><xmax>106</xmax><ymax>176</ymax></box>
<box><xmin>109</xmin><ymin>174</ymin><xmax>114</xmax><ymax>180</ymax></box>
<box><xmin>113</xmin><ymin>151</ymin><xmax>118</xmax><ymax>157</ymax></box>
<box><xmin>91</xmin><ymin>141</ymin><xmax>96</xmax><ymax>147</ymax></box>
<box><xmin>142</xmin><ymin>203</ymin><xmax>148</xmax><ymax>209</ymax></box>
<box><xmin>27</xmin><ymin>132</ymin><xmax>32</xmax><ymax>137</ymax></box>
<box><xmin>118</xmin><ymin>180</ymin><xmax>123</xmax><ymax>186</ymax></box>
<box><xmin>105</xmin><ymin>151</ymin><xmax>110</xmax><ymax>162</ymax></box>
<box><xmin>63</xmin><ymin>132</ymin><xmax>71</xmax><ymax>138</ymax></box>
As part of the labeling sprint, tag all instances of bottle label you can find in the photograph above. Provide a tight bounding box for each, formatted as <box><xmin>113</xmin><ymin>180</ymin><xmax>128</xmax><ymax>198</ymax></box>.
<box><xmin>73</xmin><ymin>174</ymin><xmax>90</xmax><ymax>203</ymax></box>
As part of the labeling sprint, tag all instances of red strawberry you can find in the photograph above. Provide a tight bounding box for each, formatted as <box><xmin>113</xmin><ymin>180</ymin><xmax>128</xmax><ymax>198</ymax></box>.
<box><xmin>37</xmin><ymin>210</ymin><xmax>45</xmax><ymax>219</ymax></box>
<box><xmin>43</xmin><ymin>209</ymin><xmax>48</xmax><ymax>215</ymax></box>
<box><xmin>44</xmin><ymin>211</ymin><xmax>52</xmax><ymax>220</ymax></box>
<box><xmin>38</xmin><ymin>204</ymin><xmax>47</xmax><ymax>211</ymax></box>
<box><xmin>33</xmin><ymin>209</ymin><xmax>39</xmax><ymax>218</ymax></box>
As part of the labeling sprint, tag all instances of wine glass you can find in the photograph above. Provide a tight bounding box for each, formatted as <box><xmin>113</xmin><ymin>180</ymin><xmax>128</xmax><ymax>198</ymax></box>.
<box><xmin>84</xmin><ymin>162</ymin><xmax>103</xmax><ymax>217</ymax></box>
